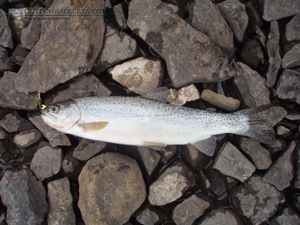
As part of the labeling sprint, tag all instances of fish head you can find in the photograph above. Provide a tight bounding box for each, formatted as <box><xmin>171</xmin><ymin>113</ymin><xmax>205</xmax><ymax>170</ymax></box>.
<box><xmin>41</xmin><ymin>99</ymin><xmax>81</xmax><ymax>132</ymax></box>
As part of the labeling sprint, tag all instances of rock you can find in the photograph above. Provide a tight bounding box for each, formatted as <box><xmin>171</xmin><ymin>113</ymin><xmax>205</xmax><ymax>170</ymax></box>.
<box><xmin>233</xmin><ymin>62</ymin><xmax>270</xmax><ymax>107</ymax></box>
<box><xmin>285</xmin><ymin>14</ymin><xmax>300</xmax><ymax>42</ymax></box>
<box><xmin>295</xmin><ymin>195</ymin><xmax>300</xmax><ymax>211</ymax></box>
<box><xmin>276</xmin><ymin>69</ymin><xmax>300</xmax><ymax>104</ymax></box>
<box><xmin>201</xmin><ymin>89</ymin><xmax>240</xmax><ymax>111</ymax></box>
<box><xmin>21</xmin><ymin>11</ymin><xmax>42</xmax><ymax>50</ymax></box>
<box><xmin>191</xmin><ymin>0</ymin><xmax>234</xmax><ymax>58</ymax></box>
<box><xmin>128</xmin><ymin>0</ymin><xmax>235</xmax><ymax>88</ymax></box>
<box><xmin>0</xmin><ymin>127</ymin><xmax>8</xmax><ymax>139</ymax></box>
<box><xmin>28</xmin><ymin>112</ymin><xmax>71</xmax><ymax>147</ymax></box>
<box><xmin>0</xmin><ymin>9</ymin><xmax>13</xmax><ymax>48</ymax></box>
<box><xmin>136</xmin><ymin>207</ymin><xmax>160</xmax><ymax>225</ymax></box>
<box><xmin>238</xmin><ymin>39</ymin><xmax>264</xmax><ymax>69</ymax></box>
<box><xmin>0</xmin><ymin>111</ymin><xmax>34</xmax><ymax>133</ymax></box>
<box><xmin>0</xmin><ymin>46</ymin><xmax>11</xmax><ymax>71</ymax></box>
<box><xmin>266</xmin><ymin>21</ymin><xmax>281</xmax><ymax>87</ymax></box>
<box><xmin>113</xmin><ymin>4</ymin><xmax>127</xmax><ymax>29</ymax></box>
<box><xmin>270</xmin><ymin>207</ymin><xmax>300</xmax><ymax>225</ymax></box>
<box><xmin>93</xmin><ymin>25</ymin><xmax>137</xmax><ymax>74</ymax></box>
<box><xmin>217</xmin><ymin>0</ymin><xmax>249</xmax><ymax>43</ymax></box>
<box><xmin>196</xmin><ymin>170</ymin><xmax>211</xmax><ymax>193</ymax></box>
<box><xmin>0</xmin><ymin>108</ymin><xmax>10</xmax><ymax>119</ymax></box>
<box><xmin>261</xmin><ymin>0</ymin><xmax>300</xmax><ymax>22</ymax></box>
<box><xmin>213</xmin><ymin>142</ymin><xmax>256</xmax><ymax>182</ymax></box>
<box><xmin>15</xmin><ymin>0</ymin><xmax>106</xmax><ymax>93</ymax></box>
<box><xmin>168</xmin><ymin>84</ymin><xmax>200</xmax><ymax>106</ymax></box>
<box><xmin>0</xmin><ymin>72</ymin><xmax>39</xmax><ymax>110</ymax></box>
<box><xmin>160</xmin><ymin>145</ymin><xmax>177</xmax><ymax>164</ymax></box>
<box><xmin>263</xmin><ymin>141</ymin><xmax>296</xmax><ymax>191</ymax></box>
<box><xmin>148</xmin><ymin>160</ymin><xmax>195</xmax><ymax>206</ymax></box>
<box><xmin>30</xmin><ymin>143</ymin><xmax>63</xmax><ymax>181</ymax></box>
<box><xmin>267</xmin><ymin>138</ymin><xmax>287</xmax><ymax>155</ymax></box>
<box><xmin>109</xmin><ymin>57</ymin><xmax>164</xmax><ymax>95</ymax></box>
<box><xmin>245</xmin><ymin>0</ymin><xmax>264</xmax><ymax>34</ymax></box>
<box><xmin>282</xmin><ymin>43</ymin><xmax>300</xmax><ymax>69</ymax></box>
<box><xmin>277</xmin><ymin>125</ymin><xmax>291</xmax><ymax>137</ymax></box>
<box><xmin>238</xmin><ymin>137</ymin><xmax>272</xmax><ymax>170</ymax></box>
<box><xmin>197</xmin><ymin>209</ymin><xmax>244</xmax><ymax>225</ymax></box>
<box><xmin>78</xmin><ymin>152</ymin><xmax>146</xmax><ymax>225</ymax></box>
<box><xmin>61</xmin><ymin>151</ymin><xmax>84</xmax><ymax>183</ymax></box>
<box><xmin>295</xmin><ymin>143</ymin><xmax>300</xmax><ymax>188</ymax></box>
<box><xmin>0</xmin><ymin>169</ymin><xmax>48</xmax><ymax>225</ymax></box>
<box><xmin>286</xmin><ymin>110</ymin><xmax>300</xmax><ymax>120</ymax></box>
<box><xmin>172</xmin><ymin>194</ymin><xmax>212</xmax><ymax>225</ymax></box>
<box><xmin>255</xmin><ymin>26</ymin><xmax>267</xmax><ymax>48</ymax></box>
<box><xmin>266</xmin><ymin>106</ymin><xmax>287</xmax><ymax>127</ymax></box>
<box><xmin>72</xmin><ymin>139</ymin><xmax>106</xmax><ymax>161</ymax></box>
<box><xmin>47</xmin><ymin>177</ymin><xmax>76</xmax><ymax>225</ymax></box>
<box><xmin>13</xmin><ymin>128</ymin><xmax>42</xmax><ymax>148</ymax></box>
<box><xmin>10</xmin><ymin>44</ymin><xmax>30</xmax><ymax>66</ymax></box>
<box><xmin>181</xmin><ymin>144</ymin><xmax>209</xmax><ymax>170</ymax></box>
<box><xmin>231</xmin><ymin>175</ymin><xmax>284</xmax><ymax>225</ymax></box>
<box><xmin>206</xmin><ymin>169</ymin><xmax>227</xmax><ymax>196</ymax></box>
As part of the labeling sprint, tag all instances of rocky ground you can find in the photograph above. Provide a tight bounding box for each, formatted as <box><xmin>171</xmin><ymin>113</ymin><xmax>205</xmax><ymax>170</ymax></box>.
<box><xmin>0</xmin><ymin>0</ymin><xmax>299</xmax><ymax>224</ymax></box>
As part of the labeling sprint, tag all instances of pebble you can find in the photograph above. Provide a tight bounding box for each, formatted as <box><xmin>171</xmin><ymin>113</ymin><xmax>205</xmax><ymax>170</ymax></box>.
<box><xmin>197</xmin><ymin>209</ymin><xmax>244</xmax><ymax>225</ymax></box>
<box><xmin>282</xmin><ymin>43</ymin><xmax>300</xmax><ymax>69</ymax></box>
<box><xmin>13</xmin><ymin>128</ymin><xmax>42</xmax><ymax>148</ymax></box>
<box><xmin>0</xmin><ymin>111</ymin><xmax>34</xmax><ymax>133</ymax></box>
<box><xmin>136</xmin><ymin>205</ymin><xmax>166</xmax><ymax>225</ymax></box>
<box><xmin>285</xmin><ymin>14</ymin><xmax>300</xmax><ymax>42</ymax></box>
<box><xmin>72</xmin><ymin>139</ymin><xmax>107</xmax><ymax>161</ymax></box>
<box><xmin>261</xmin><ymin>0</ymin><xmax>300</xmax><ymax>21</ymax></box>
<box><xmin>276</xmin><ymin>125</ymin><xmax>291</xmax><ymax>136</ymax></box>
<box><xmin>0</xmin><ymin>9</ymin><xmax>13</xmax><ymax>48</ymax></box>
<box><xmin>168</xmin><ymin>84</ymin><xmax>200</xmax><ymax>106</ymax></box>
<box><xmin>270</xmin><ymin>207</ymin><xmax>300</xmax><ymax>225</ymax></box>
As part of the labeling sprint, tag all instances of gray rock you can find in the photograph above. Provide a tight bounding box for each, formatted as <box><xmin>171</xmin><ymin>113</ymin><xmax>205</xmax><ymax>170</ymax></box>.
<box><xmin>282</xmin><ymin>43</ymin><xmax>300</xmax><ymax>69</ymax></box>
<box><xmin>245</xmin><ymin>0</ymin><xmax>264</xmax><ymax>34</ymax></box>
<box><xmin>47</xmin><ymin>177</ymin><xmax>76</xmax><ymax>225</ymax></box>
<box><xmin>168</xmin><ymin>84</ymin><xmax>200</xmax><ymax>106</ymax></box>
<box><xmin>128</xmin><ymin>0</ymin><xmax>235</xmax><ymax>88</ymax></box>
<box><xmin>148</xmin><ymin>160</ymin><xmax>195</xmax><ymax>206</ymax></box>
<box><xmin>15</xmin><ymin>0</ymin><xmax>106</xmax><ymax>93</ymax></box>
<box><xmin>267</xmin><ymin>138</ymin><xmax>287</xmax><ymax>155</ymax></box>
<box><xmin>271</xmin><ymin>207</ymin><xmax>300</xmax><ymax>225</ymax></box>
<box><xmin>196</xmin><ymin>170</ymin><xmax>211</xmax><ymax>193</ymax></box>
<box><xmin>61</xmin><ymin>151</ymin><xmax>84</xmax><ymax>183</ymax></box>
<box><xmin>217</xmin><ymin>0</ymin><xmax>249</xmax><ymax>43</ymax></box>
<box><xmin>10</xmin><ymin>44</ymin><xmax>30</xmax><ymax>66</ymax></box>
<box><xmin>213</xmin><ymin>142</ymin><xmax>256</xmax><ymax>183</ymax></box>
<box><xmin>30</xmin><ymin>142</ymin><xmax>63</xmax><ymax>181</ymax></box>
<box><xmin>276</xmin><ymin>69</ymin><xmax>300</xmax><ymax>104</ymax></box>
<box><xmin>0</xmin><ymin>72</ymin><xmax>39</xmax><ymax>110</ymax></box>
<box><xmin>266</xmin><ymin>106</ymin><xmax>287</xmax><ymax>127</ymax></box>
<box><xmin>0</xmin><ymin>169</ymin><xmax>48</xmax><ymax>225</ymax></box>
<box><xmin>173</xmin><ymin>194</ymin><xmax>212</xmax><ymax>225</ymax></box>
<box><xmin>231</xmin><ymin>175</ymin><xmax>284</xmax><ymax>225</ymax></box>
<box><xmin>72</xmin><ymin>139</ymin><xmax>106</xmax><ymax>161</ymax></box>
<box><xmin>0</xmin><ymin>126</ymin><xmax>8</xmax><ymax>139</ymax></box>
<box><xmin>0</xmin><ymin>108</ymin><xmax>10</xmax><ymax>119</ymax></box>
<box><xmin>0</xmin><ymin>111</ymin><xmax>34</xmax><ymax>133</ymax></box>
<box><xmin>160</xmin><ymin>145</ymin><xmax>177</xmax><ymax>164</ymax></box>
<box><xmin>191</xmin><ymin>0</ymin><xmax>234</xmax><ymax>58</ymax></box>
<box><xmin>255</xmin><ymin>26</ymin><xmax>267</xmax><ymax>48</ymax></box>
<box><xmin>295</xmin><ymin>195</ymin><xmax>300</xmax><ymax>211</ymax></box>
<box><xmin>0</xmin><ymin>9</ymin><xmax>13</xmax><ymax>48</ymax></box>
<box><xmin>286</xmin><ymin>110</ymin><xmax>300</xmax><ymax>120</ymax></box>
<box><xmin>197</xmin><ymin>209</ymin><xmax>244</xmax><ymax>225</ymax></box>
<box><xmin>21</xmin><ymin>11</ymin><xmax>42</xmax><ymax>50</ymax></box>
<box><xmin>238</xmin><ymin>39</ymin><xmax>264</xmax><ymax>69</ymax></box>
<box><xmin>285</xmin><ymin>14</ymin><xmax>300</xmax><ymax>42</ymax></box>
<box><xmin>181</xmin><ymin>144</ymin><xmax>209</xmax><ymax>170</ymax></box>
<box><xmin>263</xmin><ymin>141</ymin><xmax>295</xmax><ymax>190</ymax></box>
<box><xmin>13</xmin><ymin>128</ymin><xmax>42</xmax><ymax>148</ymax></box>
<box><xmin>261</xmin><ymin>0</ymin><xmax>300</xmax><ymax>22</ymax></box>
<box><xmin>266</xmin><ymin>21</ymin><xmax>281</xmax><ymax>87</ymax></box>
<box><xmin>206</xmin><ymin>169</ymin><xmax>227</xmax><ymax>196</ymax></box>
<box><xmin>28</xmin><ymin>112</ymin><xmax>71</xmax><ymax>147</ymax></box>
<box><xmin>136</xmin><ymin>207</ymin><xmax>159</xmax><ymax>225</ymax></box>
<box><xmin>113</xmin><ymin>4</ymin><xmax>127</xmax><ymax>29</ymax></box>
<box><xmin>233</xmin><ymin>62</ymin><xmax>270</xmax><ymax>107</ymax></box>
<box><xmin>0</xmin><ymin>46</ymin><xmax>11</xmax><ymax>71</ymax></box>
<box><xmin>295</xmin><ymin>143</ymin><xmax>300</xmax><ymax>188</ymax></box>
<box><xmin>277</xmin><ymin>125</ymin><xmax>291</xmax><ymax>136</ymax></box>
<box><xmin>78</xmin><ymin>152</ymin><xmax>146</xmax><ymax>225</ymax></box>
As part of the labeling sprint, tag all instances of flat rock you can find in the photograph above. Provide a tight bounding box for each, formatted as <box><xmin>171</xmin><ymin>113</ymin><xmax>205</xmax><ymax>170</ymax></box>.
<box><xmin>217</xmin><ymin>0</ymin><xmax>248</xmax><ymax>43</ymax></box>
<box><xmin>109</xmin><ymin>57</ymin><xmax>164</xmax><ymax>95</ymax></box>
<box><xmin>238</xmin><ymin>39</ymin><xmax>264</xmax><ymax>69</ymax></box>
<box><xmin>78</xmin><ymin>152</ymin><xmax>146</xmax><ymax>225</ymax></box>
<box><xmin>276</xmin><ymin>69</ymin><xmax>300</xmax><ymax>104</ymax></box>
<box><xmin>0</xmin><ymin>169</ymin><xmax>48</xmax><ymax>225</ymax></box>
<box><xmin>285</xmin><ymin>14</ymin><xmax>300</xmax><ymax>42</ymax></box>
<box><xmin>206</xmin><ymin>169</ymin><xmax>227</xmax><ymax>196</ymax></box>
<box><xmin>261</xmin><ymin>0</ymin><xmax>300</xmax><ymax>22</ymax></box>
<box><xmin>263</xmin><ymin>141</ymin><xmax>296</xmax><ymax>191</ymax></box>
<box><xmin>266</xmin><ymin>106</ymin><xmax>287</xmax><ymax>127</ymax></box>
<box><xmin>113</xmin><ymin>4</ymin><xmax>127</xmax><ymax>29</ymax></box>
<box><xmin>231</xmin><ymin>175</ymin><xmax>284</xmax><ymax>225</ymax></box>
<box><xmin>0</xmin><ymin>9</ymin><xmax>13</xmax><ymax>48</ymax></box>
<box><xmin>197</xmin><ymin>209</ymin><xmax>244</xmax><ymax>225</ymax></box>
<box><xmin>72</xmin><ymin>139</ymin><xmax>106</xmax><ymax>161</ymax></box>
<box><xmin>10</xmin><ymin>44</ymin><xmax>30</xmax><ymax>66</ymax></box>
<box><xmin>191</xmin><ymin>0</ymin><xmax>234</xmax><ymax>58</ymax></box>
<box><xmin>30</xmin><ymin>143</ymin><xmax>63</xmax><ymax>181</ymax></box>
<box><xmin>13</xmin><ymin>128</ymin><xmax>42</xmax><ymax>148</ymax></box>
<box><xmin>168</xmin><ymin>84</ymin><xmax>200</xmax><ymax>106</ymax></box>
<box><xmin>0</xmin><ymin>72</ymin><xmax>39</xmax><ymax>110</ymax></box>
<box><xmin>266</xmin><ymin>21</ymin><xmax>281</xmax><ymax>87</ymax></box>
<box><xmin>0</xmin><ymin>46</ymin><xmax>11</xmax><ymax>71</ymax></box>
<box><xmin>294</xmin><ymin>143</ymin><xmax>300</xmax><ymax>188</ymax></box>
<box><xmin>128</xmin><ymin>0</ymin><xmax>235</xmax><ymax>88</ymax></box>
<box><xmin>233</xmin><ymin>62</ymin><xmax>270</xmax><ymax>107</ymax></box>
<box><xmin>21</xmin><ymin>11</ymin><xmax>42</xmax><ymax>50</ymax></box>
<box><xmin>148</xmin><ymin>159</ymin><xmax>195</xmax><ymax>206</ymax></box>
<box><xmin>201</xmin><ymin>89</ymin><xmax>240</xmax><ymax>111</ymax></box>
<box><xmin>271</xmin><ymin>207</ymin><xmax>300</xmax><ymax>225</ymax></box>
<box><xmin>160</xmin><ymin>145</ymin><xmax>177</xmax><ymax>164</ymax></box>
<box><xmin>213</xmin><ymin>142</ymin><xmax>256</xmax><ymax>182</ymax></box>
<box><xmin>282</xmin><ymin>43</ymin><xmax>300</xmax><ymax>69</ymax></box>
<box><xmin>172</xmin><ymin>194</ymin><xmax>212</xmax><ymax>225</ymax></box>
<box><xmin>181</xmin><ymin>144</ymin><xmax>209</xmax><ymax>170</ymax></box>
<box><xmin>47</xmin><ymin>177</ymin><xmax>76</xmax><ymax>225</ymax></box>
<box><xmin>0</xmin><ymin>111</ymin><xmax>34</xmax><ymax>133</ymax></box>
<box><xmin>28</xmin><ymin>112</ymin><xmax>71</xmax><ymax>147</ymax></box>
<box><xmin>15</xmin><ymin>0</ymin><xmax>106</xmax><ymax>93</ymax></box>
<box><xmin>61</xmin><ymin>151</ymin><xmax>84</xmax><ymax>183</ymax></box>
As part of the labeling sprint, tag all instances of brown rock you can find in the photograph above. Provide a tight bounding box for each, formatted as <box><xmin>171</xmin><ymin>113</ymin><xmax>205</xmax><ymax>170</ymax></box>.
<box><xmin>0</xmin><ymin>111</ymin><xmax>34</xmax><ymax>133</ymax></box>
<box><xmin>13</xmin><ymin>128</ymin><xmax>42</xmax><ymax>148</ymax></box>
<box><xmin>0</xmin><ymin>9</ymin><xmax>13</xmax><ymax>48</ymax></box>
<box><xmin>198</xmin><ymin>209</ymin><xmax>244</xmax><ymax>225</ymax></box>
<box><xmin>168</xmin><ymin>84</ymin><xmax>200</xmax><ymax>106</ymax></box>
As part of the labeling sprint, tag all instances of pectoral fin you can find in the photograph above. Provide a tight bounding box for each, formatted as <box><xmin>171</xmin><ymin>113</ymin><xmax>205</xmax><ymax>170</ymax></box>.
<box><xmin>143</xmin><ymin>141</ymin><xmax>166</xmax><ymax>151</ymax></box>
<box><xmin>191</xmin><ymin>136</ymin><xmax>217</xmax><ymax>156</ymax></box>
<box><xmin>79</xmin><ymin>122</ymin><xmax>109</xmax><ymax>132</ymax></box>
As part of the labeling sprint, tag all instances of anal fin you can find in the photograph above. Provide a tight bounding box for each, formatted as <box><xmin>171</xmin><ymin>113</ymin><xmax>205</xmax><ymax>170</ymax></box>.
<box><xmin>191</xmin><ymin>136</ymin><xmax>217</xmax><ymax>156</ymax></box>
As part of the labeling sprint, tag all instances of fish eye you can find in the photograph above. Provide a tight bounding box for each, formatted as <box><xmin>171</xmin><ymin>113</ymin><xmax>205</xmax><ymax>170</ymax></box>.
<box><xmin>49</xmin><ymin>105</ymin><xmax>59</xmax><ymax>113</ymax></box>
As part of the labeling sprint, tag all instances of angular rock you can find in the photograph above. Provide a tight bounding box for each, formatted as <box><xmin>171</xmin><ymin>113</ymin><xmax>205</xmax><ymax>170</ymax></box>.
<box><xmin>15</xmin><ymin>0</ymin><xmax>106</xmax><ymax>93</ymax></box>
<box><xmin>238</xmin><ymin>137</ymin><xmax>272</xmax><ymax>170</ymax></box>
<box><xmin>30</xmin><ymin>143</ymin><xmax>63</xmax><ymax>181</ymax></box>
<box><xmin>213</xmin><ymin>142</ymin><xmax>256</xmax><ymax>182</ymax></box>
<box><xmin>245</xmin><ymin>0</ymin><xmax>264</xmax><ymax>34</ymax></box>
<box><xmin>0</xmin><ymin>169</ymin><xmax>48</xmax><ymax>225</ymax></box>
<box><xmin>0</xmin><ymin>108</ymin><xmax>10</xmax><ymax>119</ymax></box>
<box><xmin>197</xmin><ymin>209</ymin><xmax>244</xmax><ymax>225</ymax></box>
<box><xmin>0</xmin><ymin>126</ymin><xmax>8</xmax><ymax>139</ymax></box>
<box><xmin>255</xmin><ymin>26</ymin><xmax>267</xmax><ymax>48</ymax></box>
<box><xmin>238</xmin><ymin>39</ymin><xmax>264</xmax><ymax>69</ymax></box>
<box><xmin>263</xmin><ymin>141</ymin><xmax>296</xmax><ymax>191</ymax></box>
<box><xmin>13</xmin><ymin>128</ymin><xmax>42</xmax><ymax>148</ymax></box>
<box><xmin>271</xmin><ymin>207</ymin><xmax>300</xmax><ymax>225</ymax></box>
<box><xmin>0</xmin><ymin>72</ymin><xmax>39</xmax><ymax>110</ymax></box>
<box><xmin>261</xmin><ymin>0</ymin><xmax>300</xmax><ymax>22</ymax></box>
<box><xmin>72</xmin><ymin>139</ymin><xmax>106</xmax><ymax>161</ymax></box>
<box><xmin>267</xmin><ymin>138</ymin><xmax>287</xmax><ymax>155</ymax></box>
<box><xmin>181</xmin><ymin>144</ymin><xmax>209</xmax><ymax>170</ymax></box>
<box><xmin>0</xmin><ymin>46</ymin><xmax>11</xmax><ymax>71</ymax></box>
<box><xmin>201</xmin><ymin>89</ymin><xmax>240</xmax><ymax>111</ymax></box>
<box><xmin>0</xmin><ymin>111</ymin><xmax>34</xmax><ymax>133</ymax></box>
<box><xmin>128</xmin><ymin>0</ymin><xmax>235</xmax><ymax>88</ymax></box>
<box><xmin>217</xmin><ymin>0</ymin><xmax>249</xmax><ymax>43</ymax></box>
<box><xmin>277</xmin><ymin>125</ymin><xmax>291</xmax><ymax>137</ymax></box>
<box><xmin>276</xmin><ymin>69</ymin><xmax>300</xmax><ymax>104</ymax></box>
<box><xmin>206</xmin><ymin>169</ymin><xmax>227</xmax><ymax>196</ymax></box>
<box><xmin>172</xmin><ymin>194</ymin><xmax>212</xmax><ymax>225</ymax></box>
<box><xmin>282</xmin><ymin>43</ymin><xmax>300</xmax><ymax>69</ymax></box>
<box><xmin>266</xmin><ymin>21</ymin><xmax>281</xmax><ymax>87</ymax></box>
<box><xmin>47</xmin><ymin>177</ymin><xmax>76</xmax><ymax>225</ymax></box>
<box><xmin>295</xmin><ymin>143</ymin><xmax>300</xmax><ymax>188</ymax></box>
<box><xmin>191</xmin><ymin>0</ymin><xmax>234</xmax><ymax>57</ymax></box>
<box><xmin>136</xmin><ymin>207</ymin><xmax>160</xmax><ymax>225</ymax></box>
<box><xmin>61</xmin><ymin>151</ymin><xmax>84</xmax><ymax>183</ymax></box>
<box><xmin>266</xmin><ymin>106</ymin><xmax>287</xmax><ymax>127</ymax></box>
<box><xmin>148</xmin><ymin>160</ymin><xmax>195</xmax><ymax>206</ymax></box>
<box><xmin>10</xmin><ymin>44</ymin><xmax>30</xmax><ymax>66</ymax></box>
<box><xmin>234</xmin><ymin>62</ymin><xmax>270</xmax><ymax>107</ymax></box>
<box><xmin>168</xmin><ymin>84</ymin><xmax>200</xmax><ymax>106</ymax></box>
<box><xmin>0</xmin><ymin>9</ymin><xmax>13</xmax><ymax>48</ymax></box>
<box><xmin>28</xmin><ymin>112</ymin><xmax>71</xmax><ymax>147</ymax></box>
<box><xmin>285</xmin><ymin>14</ymin><xmax>300</xmax><ymax>42</ymax></box>
<box><xmin>78</xmin><ymin>152</ymin><xmax>146</xmax><ymax>225</ymax></box>
<box><xmin>113</xmin><ymin>4</ymin><xmax>127</xmax><ymax>29</ymax></box>
<box><xmin>160</xmin><ymin>145</ymin><xmax>177</xmax><ymax>164</ymax></box>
